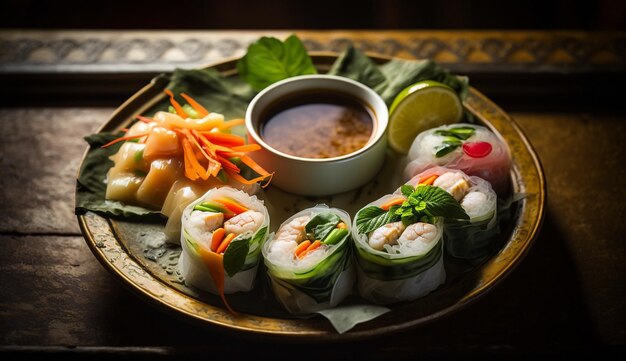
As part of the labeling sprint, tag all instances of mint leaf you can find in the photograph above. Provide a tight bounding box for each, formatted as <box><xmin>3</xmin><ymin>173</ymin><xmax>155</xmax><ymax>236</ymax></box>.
<box><xmin>412</xmin><ymin>185</ymin><xmax>469</xmax><ymax>220</ymax></box>
<box><xmin>305</xmin><ymin>212</ymin><xmax>341</xmax><ymax>241</ymax></box>
<box><xmin>356</xmin><ymin>206</ymin><xmax>400</xmax><ymax>234</ymax></box>
<box><xmin>237</xmin><ymin>34</ymin><xmax>317</xmax><ymax>91</ymax></box>
<box><xmin>223</xmin><ymin>233</ymin><xmax>251</xmax><ymax>277</ymax></box>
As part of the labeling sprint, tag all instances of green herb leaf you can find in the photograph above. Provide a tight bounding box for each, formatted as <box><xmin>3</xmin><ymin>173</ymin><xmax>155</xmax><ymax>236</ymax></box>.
<box><xmin>400</xmin><ymin>185</ymin><xmax>415</xmax><ymax>197</ymax></box>
<box><xmin>434</xmin><ymin>126</ymin><xmax>476</xmax><ymax>140</ymax></box>
<box><xmin>305</xmin><ymin>212</ymin><xmax>341</xmax><ymax>241</ymax></box>
<box><xmin>356</xmin><ymin>206</ymin><xmax>401</xmax><ymax>234</ymax></box>
<box><xmin>406</xmin><ymin>185</ymin><xmax>469</xmax><ymax>220</ymax></box>
<box><xmin>223</xmin><ymin>233</ymin><xmax>251</xmax><ymax>277</ymax></box>
<box><xmin>237</xmin><ymin>34</ymin><xmax>317</xmax><ymax>91</ymax></box>
<box><xmin>435</xmin><ymin>143</ymin><xmax>460</xmax><ymax>157</ymax></box>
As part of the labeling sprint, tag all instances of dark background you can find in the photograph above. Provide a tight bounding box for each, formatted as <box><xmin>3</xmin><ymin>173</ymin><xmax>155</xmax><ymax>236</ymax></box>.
<box><xmin>1</xmin><ymin>0</ymin><xmax>625</xmax><ymax>30</ymax></box>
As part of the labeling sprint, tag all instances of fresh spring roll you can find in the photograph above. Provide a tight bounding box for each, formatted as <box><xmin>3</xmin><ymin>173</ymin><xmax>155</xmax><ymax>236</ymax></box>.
<box><xmin>405</xmin><ymin>167</ymin><xmax>498</xmax><ymax>259</ymax></box>
<box><xmin>178</xmin><ymin>187</ymin><xmax>269</xmax><ymax>310</ymax></box>
<box><xmin>404</xmin><ymin>124</ymin><xmax>512</xmax><ymax>195</ymax></box>
<box><xmin>262</xmin><ymin>205</ymin><xmax>354</xmax><ymax>314</ymax></box>
<box><xmin>352</xmin><ymin>184</ymin><xmax>469</xmax><ymax>304</ymax></box>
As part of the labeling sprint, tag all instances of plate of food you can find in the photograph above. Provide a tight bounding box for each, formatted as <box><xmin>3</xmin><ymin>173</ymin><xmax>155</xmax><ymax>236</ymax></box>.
<box><xmin>75</xmin><ymin>35</ymin><xmax>545</xmax><ymax>340</ymax></box>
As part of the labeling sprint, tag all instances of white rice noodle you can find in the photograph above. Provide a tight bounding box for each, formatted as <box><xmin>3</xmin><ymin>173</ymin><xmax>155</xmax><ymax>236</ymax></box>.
<box><xmin>404</xmin><ymin>124</ymin><xmax>512</xmax><ymax>195</ymax></box>
<box><xmin>355</xmin><ymin>253</ymin><xmax>445</xmax><ymax>304</ymax></box>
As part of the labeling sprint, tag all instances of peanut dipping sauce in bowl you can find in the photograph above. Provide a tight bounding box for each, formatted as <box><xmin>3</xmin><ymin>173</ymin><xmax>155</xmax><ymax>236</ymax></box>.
<box><xmin>245</xmin><ymin>75</ymin><xmax>388</xmax><ymax>196</ymax></box>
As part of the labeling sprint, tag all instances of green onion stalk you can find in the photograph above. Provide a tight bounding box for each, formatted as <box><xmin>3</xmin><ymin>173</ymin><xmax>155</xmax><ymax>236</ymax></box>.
<box><xmin>262</xmin><ymin>205</ymin><xmax>354</xmax><ymax>314</ymax></box>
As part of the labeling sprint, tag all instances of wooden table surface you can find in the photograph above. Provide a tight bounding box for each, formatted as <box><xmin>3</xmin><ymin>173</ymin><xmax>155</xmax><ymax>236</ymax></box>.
<box><xmin>0</xmin><ymin>30</ymin><xmax>624</xmax><ymax>359</ymax></box>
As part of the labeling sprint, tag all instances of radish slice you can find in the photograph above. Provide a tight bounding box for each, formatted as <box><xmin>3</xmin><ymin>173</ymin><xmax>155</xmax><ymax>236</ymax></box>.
<box><xmin>463</xmin><ymin>141</ymin><xmax>492</xmax><ymax>158</ymax></box>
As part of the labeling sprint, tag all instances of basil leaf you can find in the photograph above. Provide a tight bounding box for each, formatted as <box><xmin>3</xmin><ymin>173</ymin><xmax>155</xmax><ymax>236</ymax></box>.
<box><xmin>356</xmin><ymin>206</ymin><xmax>400</xmax><ymax>234</ymax></box>
<box><xmin>400</xmin><ymin>184</ymin><xmax>414</xmax><ymax>197</ymax></box>
<box><xmin>223</xmin><ymin>233</ymin><xmax>251</xmax><ymax>277</ymax></box>
<box><xmin>237</xmin><ymin>34</ymin><xmax>317</xmax><ymax>91</ymax></box>
<box><xmin>413</xmin><ymin>185</ymin><xmax>469</xmax><ymax>220</ymax></box>
<box><xmin>305</xmin><ymin>212</ymin><xmax>341</xmax><ymax>241</ymax></box>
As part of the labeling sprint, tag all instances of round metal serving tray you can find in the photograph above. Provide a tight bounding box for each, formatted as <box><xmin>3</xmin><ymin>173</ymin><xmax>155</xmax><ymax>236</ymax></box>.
<box><xmin>77</xmin><ymin>53</ymin><xmax>545</xmax><ymax>341</ymax></box>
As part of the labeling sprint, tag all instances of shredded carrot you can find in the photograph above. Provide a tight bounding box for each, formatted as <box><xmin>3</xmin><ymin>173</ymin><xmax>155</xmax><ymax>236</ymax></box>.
<box><xmin>419</xmin><ymin>174</ymin><xmax>438</xmax><ymax>186</ymax></box>
<box><xmin>336</xmin><ymin>222</ymin><xmax>347</xmax><ymax>229</ymax></box>
<box><xmin>101</xmin><ymin>133</ymin><xmax>149</xmax><ymax>148</ymax></box>
<box><xmin>215</xmin><ymin>197</ymin><xmax>248</xmax><ymax>215</ymax></box>
<box><xmin>105</xmin><ymin>90</ymin><xmax>273</xmax><ymax>188</ymax></box>
<box><xmin>380</xmin><ymin>197</ymin><xmax>405</xmax><ymax>211</ymax></box>
<box><xmin>180</xmin><ymin>93</ymin><xmax>209</xmax><ymax>117</ymax></box>
<box><xmin>135</xmin><ymin>115</ymin><xmax>154</xmax><ymax>123</ymax></box>
<box><xmin>298</xmin><ymin>240</ymin><xmax>321</xmax><ymax>259</ymax></box>
<box><xmin>294</xmin><ymin>240</ymin><xmax>312</xmax><ymax>257</ymax></box>
<box><xmin>198</xmin><ymin>247</ymin><xmax>236</xmax><ymax>315</ymax></box>
<box><xmin>211</xmin><ymin>227</ymin><xmax>226</xmax><ymax>252</ymax></box>
<box><xmin>199</xmin><ymin>132</ymin><xmax>245</xmax><ymax>147</ymax></box>
<box><xmin>240</xmin><ymin>155</ymin><xmax>271</xmax><ymax>177</ymax></box>
<box><xmin>225</xmin><ymin>169</ymin><xmax>272</xmax><ymax>187</ymax></box>
<box><xmin>216</xmin><ymin>155</ymin><xmax>240</xmax><ymax>173</ymax></box>
<box><xmin>217</xmin><ymin>118</ymin><xmax>244</xmax><ymax>130</ymax></box>
<box><xmin>217</xmin><ymin>233</ymin><xmax>236</xmax><ymax>254</ymax></box>
<box><xmin>164</xmin><ymin>89</ymin><xmax>188</xmax><ymax>118</ymax></box>
<box><xmin>229</xmin><ymin>144</ymin><xmax>261</xmax><ymax>152</ymax></box>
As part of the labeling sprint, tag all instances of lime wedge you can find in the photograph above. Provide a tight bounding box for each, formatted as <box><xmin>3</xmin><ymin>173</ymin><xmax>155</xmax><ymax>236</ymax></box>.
<box><xmin>388</xmin><ymin>80</ymin><xmax>463</xmax><ymax>154</ymax></box>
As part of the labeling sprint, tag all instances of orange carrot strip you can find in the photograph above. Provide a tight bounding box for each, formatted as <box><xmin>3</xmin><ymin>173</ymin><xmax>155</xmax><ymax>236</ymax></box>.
<box><xmin>199</xmin><ymin>132</ymin><xmax>245</xmax><ymax>147</ymax></box>
<box><xmin>294</xmin><ymin>240</ymin><xmax>312</xmax><ymax>257</ymax></box>
<box><xmin>216</xmin><ymin>233</ymin><xmax>236</xmax><ymax>254</ymax></box>
<box><xmin>198</xmin><ymin>248</ymin><xmax>236</xmax><ymax>315</ymax></box>
<box><xmin>215</xmin><ymin>197</ymin><xmax>248</xmax><ymax>215</ymax></box>
<box><xmin>217</xmin><ymin>118</ymin><xmax>244</xmax><ymax>130</ymax></box>
<box><xmin>101</xmin><ymin>133</ymin><xmax>149</xmax><ymax>148</ymax></box>
<box><xmin>298</xmin><ymin>240</ymin><xmax>322</xmax><ymax>259</ymax></box>
<box><xmin>240</xmin><ymin>155</ymin><xmax>270</xmax><ymax>176</ymax></box>
<box><xmin>135</xmin><ymin>115</ymin><xmax>154</xmax><ymax>123</ymax></box>
<box><xmin>180</xmin><ymin>92</ymin><xmax>209</xmax><ymax>117</ymax></box>
<box><xmin>211</xmin><ymin>227</ymin><xmax>226</xmax><ymax>252</ymax></box>
<box><xmin>419</xmin><ymin>175</ymin><xmax>438</xmax><ymax>186</ymax></box>
<box><xmin>380</xmin><ymin>197</ymin><xmax>405</xmax><ymax>211</ymax></box>
<box><xmin>193</xmin><ymin>130</ymin><xmax>218</xmax><ymax>158</ymax></box>
<box><xmin>225</xmin><ymin>169</ymin><xmax>273</xmax><ymax>187</ymax></box>
<box><xmin>164</xmin><ymin>89</ymin><xmax>189</xmax><ymax>118</ymax></box>
<box><xmin>216</xmin><ymin>155</ymin><xmax>240</xmax><ymax>173</ymax></box>
<box><xmin>336</xmin><ymin>222</ymin><xmax>347</xmax><ymax>229</ymax></box>
<box><xmin>182</xmin><ymin>138</ymin><xmax>206</xmax><ymax>180</ymax></box>
<box><xmin>229</xmin><ymin>144</ymin><xmax>261</xmax><ymax>152</ymax></box>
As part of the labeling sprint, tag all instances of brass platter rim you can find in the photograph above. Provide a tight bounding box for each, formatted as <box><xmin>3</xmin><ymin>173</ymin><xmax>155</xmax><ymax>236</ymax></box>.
<box><xmin>76</xmin><ymin>52</ymin><xmax>546</xmax><ymax>342</ymax></box>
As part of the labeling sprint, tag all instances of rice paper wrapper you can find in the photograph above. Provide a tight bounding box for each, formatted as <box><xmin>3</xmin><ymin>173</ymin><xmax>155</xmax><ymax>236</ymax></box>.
<box><xmin>404</xmin><ymin>167</ymin><xmax>499</xmax><ymax>259</ymax></box>
<box><xmin>352</xmin><ymin>194</ymin><xmax>445</xmax><ymax>304</ymax></box>
<box><xmin>178</xmin><ymin>187</ymin><xmax>269</xmax><ymax>294</ymax></box>
<box><xmin>404</xmin><ymin>124</ymin><xmax>512</xmax><ymax>195</ymax></box>
<box><xmin>262</xmin><ymin>205</ymin><xmax>355</xmax><ymax>314</ymax></box>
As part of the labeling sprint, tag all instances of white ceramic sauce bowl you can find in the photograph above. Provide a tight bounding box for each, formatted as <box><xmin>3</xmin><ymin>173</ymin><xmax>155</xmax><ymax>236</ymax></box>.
<box><xmin>245</xmin><ymin>74</ymin><xmax>388</xmax><ymax>196</ymax></box>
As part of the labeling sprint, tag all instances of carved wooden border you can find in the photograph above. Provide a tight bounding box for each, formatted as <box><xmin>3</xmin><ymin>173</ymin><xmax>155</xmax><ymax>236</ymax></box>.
<box><xmin>1</xmin><ymin>30</ymin><xmax>624</xmax><ymax>73</ymax></box>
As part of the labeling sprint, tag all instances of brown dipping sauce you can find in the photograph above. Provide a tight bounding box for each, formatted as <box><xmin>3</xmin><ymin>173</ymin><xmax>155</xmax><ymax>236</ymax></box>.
<box><xmin>260</xmin><ymin>90</ymin><xmax>374</xmax><ymax>159</ymax></box>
